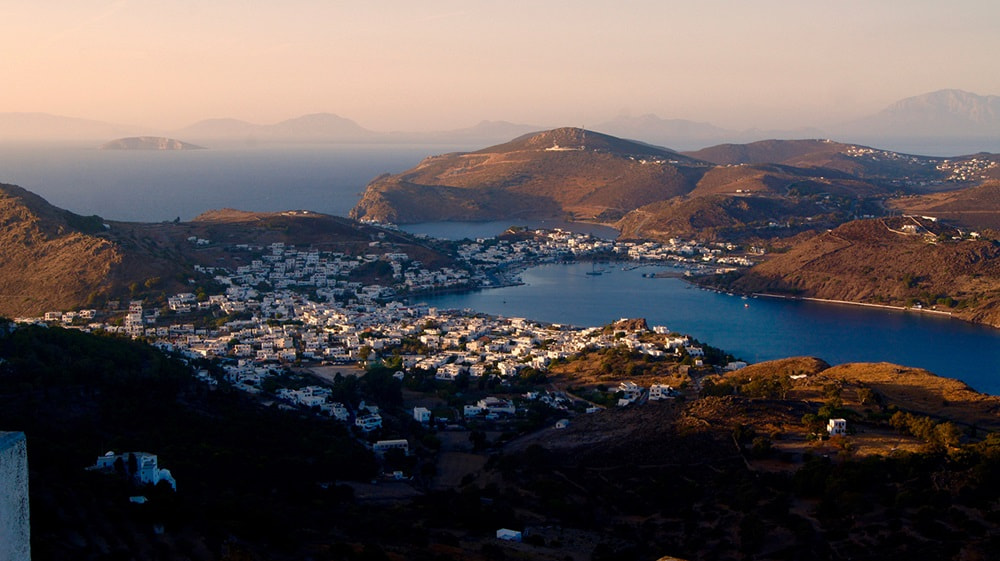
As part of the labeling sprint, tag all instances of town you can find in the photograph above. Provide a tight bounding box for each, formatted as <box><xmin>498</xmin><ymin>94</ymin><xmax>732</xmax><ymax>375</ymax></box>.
<box><xmin>17</xmin><ymin>227</ymin><xmax>756</xmax><ymax>478</ymax></box>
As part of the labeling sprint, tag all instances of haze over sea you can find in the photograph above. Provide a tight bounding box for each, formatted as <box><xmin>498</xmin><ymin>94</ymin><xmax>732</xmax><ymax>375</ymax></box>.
<box><xmin>0</xmin><ymin>144</ymin><xmax>464</xmax><ymax>222</ymax></box>
<box><xmin>1</xmin><ymin>143</ymin><xmax>997</xmax><ymax>393</ymax></box>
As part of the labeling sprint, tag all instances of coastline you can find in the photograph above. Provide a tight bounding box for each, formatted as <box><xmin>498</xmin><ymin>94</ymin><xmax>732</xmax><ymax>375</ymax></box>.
<box><xmin>753</xmin><ymin>293</ymin><xmax>955</xmax><ymax>317</ymax></box>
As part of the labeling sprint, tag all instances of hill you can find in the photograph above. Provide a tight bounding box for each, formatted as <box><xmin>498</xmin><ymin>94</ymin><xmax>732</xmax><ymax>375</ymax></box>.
<box><xmin>99</xmin><ymin>136</ymin><xmax>204</xmax><ymax>150</ymax></box>
<box><xmin>683</xmin><ymin>138</ymin><xmax>996</xmax><ymax>186</ymax></box>
<box><xmin>890</xmin><ymin>180</ymin><xmax>1000</xmax><ymax>230</ymax></box>
<box><xmin>616</xmin><ymin>194</ymin><xmax>836</xmax><ymax>241</ymax></box>
<box><xmin>710</xmin><ymin>218</ymin><xmax>1000</xmax><ymax>327</ymax></box>
<box><xmin>352</xmin><ymin>131</ymin><xmax>996</xmax><ymax>239</ymax></box>
<box><xmin>350</xmin><ymin>127</ymin><xmax>711</xmax><ymax>224</ymax></box>
<box><xmin>173</xmin><ymin>113</ymin><xmax>377</xmax><ymax>144</ymax></box>
<box><xmin>0</xmin><ymin>184</ymin><xmax>455</xmax><ymax>317</ymax></box>
<box><xmin>0</xmin><ymin>183</ymin><xmax>125</xmax><ymax>316</ymax></box>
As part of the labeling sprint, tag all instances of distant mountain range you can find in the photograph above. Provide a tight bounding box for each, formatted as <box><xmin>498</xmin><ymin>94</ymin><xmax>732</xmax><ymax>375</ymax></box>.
<box><xmin>834</xmin><ymin>89</ymin><xmax>1000</xmax><ymax>139</ymax></box>
<box><xmin>2</xmin><ymin>90</ymin><xmax>998</xmax><ymax>153</ymax></box>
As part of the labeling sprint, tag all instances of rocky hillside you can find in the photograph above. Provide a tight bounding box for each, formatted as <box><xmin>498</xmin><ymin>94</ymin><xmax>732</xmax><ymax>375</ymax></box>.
<box><xmin>0</xmin><ymin>184</ymin><xmax>125</xmax><ymax>316</ymax></box>
<box><xmin>352</xmin><ymin>130</ymin><xmax>997</xmax><ymax>245</ymax></box>
<box><xmin>685</xmin><ymin>138</ymin><xmax>1000</xmax><ymax>185</ymax></box>
<box><xmin>616</xmin><ymin>194</ymin><xmax>835</xmax><ymax>241</ymax></box>
<box><xmin>712</xmin><ymin>217</ymin><xmax>1000</xmax><ymax>327</ymax></box>
<box><xmin>350</xmin><ymin>127</ymin><xmax>710</xmax><ymax>223</ymax></box>
<box><xmin>0</xmin><ymin>184</ymin><xmax>454</xmax><ymax>317</ymax></box>
<box><xmin>890</xmin><ymin>181</ymin><xmax>1000</xmax><ymax>230</ymax></box>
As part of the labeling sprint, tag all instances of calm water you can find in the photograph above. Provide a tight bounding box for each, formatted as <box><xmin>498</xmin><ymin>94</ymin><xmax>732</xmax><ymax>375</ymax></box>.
<box><xmin>0</xmin><ymin>143</ymin><xmax>466</xmax><ymax>222</ymax></box>
<box><xmin>420</xmin><ymin>263</ymin><xmax>1000</xmax><ymax>394</ymax></box>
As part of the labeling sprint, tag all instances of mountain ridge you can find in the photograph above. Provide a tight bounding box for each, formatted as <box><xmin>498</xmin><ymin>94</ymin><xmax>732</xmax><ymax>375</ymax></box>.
<box><xmin>351</xmin><ymin>128</ymin><xmax>997</xmax><ymax>230</ymax></box>
<box><xmin>5</xmin><ymin>90</ymin><xmax>999</xmax><ymax>153</ymax></box>
<box><xmin>350</xmin><ymin>127</ymin><xmax>711</xmax><ymax>224</ymax></box>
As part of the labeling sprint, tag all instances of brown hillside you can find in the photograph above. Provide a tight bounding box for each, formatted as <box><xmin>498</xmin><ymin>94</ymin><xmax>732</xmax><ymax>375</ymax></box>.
<box><xmin>718</xmin><ymin>357</ymin><xmax>999</xmax><ymax>430</ymax></box>
<box><xmin>0</xmin><ymin>185</ymin><xmax>458</xmax><ymax>316</ymax></box>
<box><xmin>685</xmin><ymin>138</ymin><xmax>993</xmax><ymax>187</ymax></box>
<box><xmin>0</xmin><ymin>184</ymin><xmax>123</xmax><ymax>316</ymax></box>
<box><xmin>685</xmin><ymin>139</ymin><xmax>857</xmax><ymax>166</ymax></box>
<box><xmin>616</xmin><ymin>194</ymin><xmax>833</xmax><ymax>241</ymax></box>
<box><xmin>719</xmin><ymin>218</ymin><xmax>1000</xmax><ymax>326</ymax></box>
<box><xmin>734</xmin><ymin>356</ymin><xmax>831</xmax><ymax>379</ymax></box>
<box><xmin>350</xmin><ymin>127</ymin><xmax>709</xmax><ymax>223</ymax></box>
<box><xmin>689</xmin><ymin>163</ymin><xmax>888</xmax><ymax>198</ymax></box>
<box><xmin>890</xmin><ymin>180</ymin><xmax>1000</xmax><ymax>229</ymax></box>
<box><xmin>810</xmin><ymin>362</ymin><xmax>1000</xmax><ymax>430</ymax></box>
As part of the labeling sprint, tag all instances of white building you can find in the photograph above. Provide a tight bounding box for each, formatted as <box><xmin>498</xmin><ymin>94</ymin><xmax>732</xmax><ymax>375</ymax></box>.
<box><xmin>827</xmin><ymin>418</ymin><xmax>847</xmax><ymax>436</ymax></box>
<box><xmin>355</xmin><ymin>413</ymin><xmax>383</xmax><ymax>432</ymax></box>
<box><xmin>93</xmin><ymin>451</ymin><xmax>177</xmax><ymax>491</ymax></box>
<box><xmin>648</xmin><ymin>384</ymin><xmax>675</xmax><ymax>401</ymax></box>
<box><xmin>476</xmin><ymin>397</ymin><xmax>515</xmax><ymax>416</ymax></box>
<box><xmin>496</xmin><ymin>528</ymin><xmax>522</xmax><ymax>542</ymax></box>
<box><xmin>413</xmin><ymin>406</ymin><xmax>432</xmax><ymax>424</ymax></box>
<box><xmin>618</xmin><ymin>381</ymin><xmax>643</xmax><ymax>403</ymax></box>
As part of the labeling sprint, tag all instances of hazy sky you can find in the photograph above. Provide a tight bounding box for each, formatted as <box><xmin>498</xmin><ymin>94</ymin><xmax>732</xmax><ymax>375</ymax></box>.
<box><xmin>3</xmin><ymin>0</ymin><xmax>998</xmax><ymax>131</ymax></box>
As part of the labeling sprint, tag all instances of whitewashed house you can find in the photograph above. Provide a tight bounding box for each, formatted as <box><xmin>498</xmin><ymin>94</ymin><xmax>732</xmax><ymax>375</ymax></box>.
<box><xmin>827</xmin><ymin>418</ymin><xmax>847</xmax><ymax>436</ymax></box>
<box><xmin>648</xmin><ymin>384</ymin><xmax>675</xmax><ymax>401</ymax></box>
<box><xmin>413</xmin><ymin>406</ymin><xmax>432</xmax><ymax>424</ymax></box>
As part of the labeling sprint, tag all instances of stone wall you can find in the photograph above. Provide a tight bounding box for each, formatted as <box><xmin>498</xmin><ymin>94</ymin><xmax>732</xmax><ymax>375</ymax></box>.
<box><xmin>0</xmin><ymin>432</ymin><xmax>30</xmax><ymax>561</ymax></box>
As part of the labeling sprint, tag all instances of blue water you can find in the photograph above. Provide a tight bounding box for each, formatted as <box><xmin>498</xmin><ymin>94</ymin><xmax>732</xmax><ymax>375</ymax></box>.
<box><xmin>0</xmin><ymin>143</ymin><xmax>465</xmax><ymax>222</ymax></box>
<box><xmin>420</xmin><ymin>263</ymin><xmax>1000</xmax><ymax>394</ymax></box>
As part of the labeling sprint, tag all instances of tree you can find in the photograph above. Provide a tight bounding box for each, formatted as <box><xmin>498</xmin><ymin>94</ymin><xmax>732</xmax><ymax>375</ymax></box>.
<box><xmin>802</xmin><ymin>413</ymin><xmax>826</xmax><ymax>435</ymax></box>
<box><xmin>470</xmin><ymin>430</ymin><xmax>488</xmax><ymax>451</ymax></box>
<box><xmin>127</xmin><ymin>453</ymin><xmax>138</xmax><ymax>477</ymax></box>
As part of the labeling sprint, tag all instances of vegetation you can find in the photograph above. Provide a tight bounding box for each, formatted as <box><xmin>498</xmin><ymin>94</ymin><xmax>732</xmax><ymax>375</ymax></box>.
<box><xmin>0</xmin><ymin>323</ymin><xmax>375</xmax><ymax>560</ymax></box>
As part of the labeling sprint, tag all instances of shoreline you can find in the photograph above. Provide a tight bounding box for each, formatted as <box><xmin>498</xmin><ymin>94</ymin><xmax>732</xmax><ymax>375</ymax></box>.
<box><xmin>753</xmin><ymin>293</ymin><xmax>954</xmax><ymax>317</ymax></box>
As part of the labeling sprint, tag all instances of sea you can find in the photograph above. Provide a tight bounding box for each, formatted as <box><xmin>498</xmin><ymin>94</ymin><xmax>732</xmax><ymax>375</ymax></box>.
<box><xmin>1</xmin><ymin>142</ymin><xmax>997</xmax><ymax>393</ymax></box>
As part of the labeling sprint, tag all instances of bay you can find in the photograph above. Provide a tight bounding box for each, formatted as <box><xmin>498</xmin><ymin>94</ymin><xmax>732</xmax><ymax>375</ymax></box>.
<box><xmin>419</xmin><ymin>262</ymin><xmax>1000</xmax><ymax>395</ymax></box>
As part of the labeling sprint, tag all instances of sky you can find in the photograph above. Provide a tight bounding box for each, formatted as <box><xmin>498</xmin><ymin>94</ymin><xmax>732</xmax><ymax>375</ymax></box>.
<box><xmin>2</xmin><ymin>0</ymin><xmax>999</xmax><ymax>132</ymax></box>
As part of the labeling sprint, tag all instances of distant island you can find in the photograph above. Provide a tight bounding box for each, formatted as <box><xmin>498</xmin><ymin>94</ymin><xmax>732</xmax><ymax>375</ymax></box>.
<box><xmin>99</xmin><ymin>136</ymin><xmax>204</xmax><ymax>150</ymax></box>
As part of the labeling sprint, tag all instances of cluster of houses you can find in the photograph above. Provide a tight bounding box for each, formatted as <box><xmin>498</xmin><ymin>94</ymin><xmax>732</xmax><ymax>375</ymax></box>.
<box><xmin>455</xmin><ymin>229</ymin><xmax>755</xmax><ymax>276</ymax></box>
<box><xmin>845</xmin><ymin>143</ymin><xmax>998</xmax><ymax>185</ymax></box>
<box><xmin>934</xmin><ymin>156</ymin><xmax>997</xmax><ymax>182</ymax></box>
<box><xmin>17</xmin><ymin>227</ymin><xmax>760</xmax><ymax>448</ymax></box>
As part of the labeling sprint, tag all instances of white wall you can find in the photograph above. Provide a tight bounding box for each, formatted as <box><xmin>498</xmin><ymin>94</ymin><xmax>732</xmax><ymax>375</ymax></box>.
<box><xmin>0</xmin><ymin>432</ymin><xmax>31</xmax><ymax>561</ymax></box>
